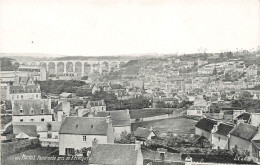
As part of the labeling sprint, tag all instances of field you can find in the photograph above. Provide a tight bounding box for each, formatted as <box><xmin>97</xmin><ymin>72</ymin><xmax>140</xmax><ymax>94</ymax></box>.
<box><xmin>129</xmin><ymin>108</ymin><xmax>175</xmax><ymax>119</ymax></box>
<box><xmin>132</xmin><ymin>117</ymin><xmax>197</xmax><ymax>135</ymax></box>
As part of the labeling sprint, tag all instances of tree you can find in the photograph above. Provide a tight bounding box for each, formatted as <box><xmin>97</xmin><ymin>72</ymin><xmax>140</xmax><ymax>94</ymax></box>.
<box><xmin>115</xmin><ymin>131</ymin><xmax>135</xmax><ymax>144</ymax></box>
<box><xmin>81</xmin><ymin>76</ymin><xmax>88</xmax><ymax>80</ymax></box>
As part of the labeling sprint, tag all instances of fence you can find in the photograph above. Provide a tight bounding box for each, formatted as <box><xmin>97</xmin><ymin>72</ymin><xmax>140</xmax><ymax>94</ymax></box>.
<box><xmin>1</xmin><ymin>138</ymin><xmax>40</xmax><ymax>157</ymax></box>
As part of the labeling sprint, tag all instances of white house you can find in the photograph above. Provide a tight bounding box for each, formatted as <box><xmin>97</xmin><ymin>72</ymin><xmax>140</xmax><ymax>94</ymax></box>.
<box><xmin>12</xmin><ymin>99</ymin><xmax>53</xmax><ymax>123</ymax></box>
<box><xmin>211</xmin><ymin>123</ymin><xmax>234</xmax><ymax>150</ymax></box>
<box><xmin>59</xmin><ymin>116</ymin><xmax>114</xmax><ymax>155</ymax></box>
<box><xmin>187</xmin><ymin>106</ymin><xmax>204</xmax><ymax>117</ymax></box>
<box><xmin>134</xmin><ymin>127</ymin><xmax>156</xmax><ymax>142</ymax></box>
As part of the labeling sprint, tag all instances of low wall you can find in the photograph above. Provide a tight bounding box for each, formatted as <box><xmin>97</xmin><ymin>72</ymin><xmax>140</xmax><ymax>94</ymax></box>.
<box><xmin>1</xmin><ymin>138</ymin><xmax>40</xmax><ymax>157</ymax></box>
<box><xmin>40</xmin><ymin>139</ymin><xmax>59</xmax><ymax>147</ymax></box>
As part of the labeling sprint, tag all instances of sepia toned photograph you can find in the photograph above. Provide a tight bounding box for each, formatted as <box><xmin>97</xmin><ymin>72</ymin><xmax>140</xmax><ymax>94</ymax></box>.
<box><xmin>0</xmin><ymin>0</ymin><xmax>260</xmax><ymax>164</ymax></box>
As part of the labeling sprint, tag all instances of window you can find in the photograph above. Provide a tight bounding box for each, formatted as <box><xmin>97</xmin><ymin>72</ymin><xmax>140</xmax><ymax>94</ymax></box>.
<box><xmin>47</xmin><ymin>132</ymin><xmax>52</xmax><ymax>139</ymax></box>
<box><xmin>30</xmin><ymin>108</ymin><xmax>34</xmax><ymax>114</ymax></box>
<box><xmin>30</xmin><ymin>119</ymin><xmax>34</xmax><ymax>122</ymax></box>
<box><xmin>20</xmin><ymin>119</ymin><xmax>23</xmax><ymax>122</ymax></box>
<box><xmin>41</xmin><ymin>118</ymin><xmax>45</xmax><ymax>122</ymax></box>
<box><xmin>20</xmin><ymin>109</ymin><xmax>23</xmax><ymax>114</ymax></box>
<box><xmin>21</xmin><ymin>95</ymin><xmax>23</xmax><ymax>99</ymax></box>
<box><xmin>83</xmin><ymin>136</ymin><xmax>87</xmax><ymax>141</ymax></box>
<box><xmin>218</xmin><ymin>137</ymin><xmax>220</xmax><ymax>141</ymax></box>
<box><xmin>36</xmin><ymin>94</ymin><xmax>38</xmax><ymax>98</ymax></box>
<box><xmin>41</xmin><ymin>108</ymin><xmax>44</xmax><ymax>114</ymax></box>
<box><xmin>65</xmin><ymin>148</ymin><xmax>75</xmax><ymax>156</ymax></box>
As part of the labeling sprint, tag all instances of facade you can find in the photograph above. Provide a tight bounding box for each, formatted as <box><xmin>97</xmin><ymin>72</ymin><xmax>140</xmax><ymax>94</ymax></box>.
<box><xmin>3</xmin><ymin>76</ymin><xmax>41</xmax><ymax>100</ymax></box>
<box><xmin>229</xmin><ymin>123</ymin><xmax>258</xmax><ymax>155</ymax></box>
<box><xmin>211</xmin><ymin>123</ymin><xmax>234</xmax><ymax>150</ymax></box>
<box><xmin>17</xmin><ymin>65</ymin><xmax>47</xmax><ymax>81</ymax></box>
<box><xmin>86</xmin><ymin>100</ymin><xmax>106</xmax><ymax>112</ymax></box>
<box><xmin>11</xmin><ymin>99</ymin><xmax>52</xmax><ymax>123</ymax></box>
<box><xmin>187</xmin><ymin>106</ymin><xmax>205</xmax><ymax>117</ymax></box>
<box><xmin>59</xmin><ymin>117</ymin><xmax>114</xmax><ymax>155</ymax></box>
<box><xmin>195</xmin><ymin>118</ymin><xmax>217</xmax><ymax>141</ymax></box>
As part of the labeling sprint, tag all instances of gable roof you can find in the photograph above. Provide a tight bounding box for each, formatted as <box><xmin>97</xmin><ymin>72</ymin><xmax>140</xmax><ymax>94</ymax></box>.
<box><xmin>12</xmin><ymin>99</ymin><xmax>51</xmax><ymax>116</ymax></box>
<box><xmin>13</xmin><ymin>125</ymin><xmax>37</xmax><ymax>137</ymax></box>
<box><xmin>89</xmin><ymin>144</ymin><xmax>139</xmax><ymax>165</ymax></box>
<box><xmin>214</xmin><ymin>123</ymin><xmax>234</xmax><ymax>136</ymax></box>
<box><xmin>36</xmin><ymin>121</ymin><xmax>62</xmax><ymax>132</ymax></box>
<box><xmin>235</xmin><ymin>113</ymin><xmax>251</xmax><ymax>123</ymax></box>
<box><xmin>15</xmin><ymin>132</ymin><xmax>30</xmax><ymax>139</ymax></box>
<box><xmin>96</xmin><ymin>110</ymin><xmax>130</xmax><ymax>127</ymax></box>
<box><xmin>134</xmin><ymin>127</ymin><xmax>154</xmax><ymax>140</ymax></box>
<box><xmin>195</xmin><ymin>118</ymin><xmax>217</xmax><ymax>132</ymax></box>
<box><xmin>59</xmin><ymin>117</ymin><xmax>108</xmax><ymax>135</ymax></box>
<box><xmin>230</xmin><ymin>123</ymin><xmax>258</xmax><ymax>141</ymax></box>
<box><xmin>60</xmin><ymin>92</ymin><xmax>73</xmax><ymax>98</ymax></box>
<box><xmin>53</xmin><ymin>102</ymin><xmax>63</xmax><ymax>112</ymax></box>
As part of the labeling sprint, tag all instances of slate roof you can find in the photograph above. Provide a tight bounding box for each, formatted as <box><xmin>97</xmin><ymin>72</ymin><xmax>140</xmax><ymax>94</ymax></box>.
<box><xmin>96</xmin><ymin>110</ymin><xmax>130</xmax><ymax>127</ymax></box>
<box><xmin>214</xmin><ymin>123</ymin><xmax>234</xmax><ymax>136</ymax></box>
<box><xmin>134</xmin><ymin>127</ymin><xmax>154</xmax><ymax>140</ymax></box>
<box><xmin>59</xmin><ymin>117</ymin><xmax>108</xmax><ymax>135</ymax></box>
<box><xmin>195</xmin><ymin>118</ymin><xmax>217</xmax><ymax>132</ymax></box>
<box><xmin>60</xmin><ymin>92</ymin><xmax>73</xmax><ymax>98</ymax></box>
<box><xmin>53</xmin><ymin>102</ymin><xmax>63</xmax><ymax>112</ymax></box>
<box><xmin>12</xmin><ymin>99</ymin><xmax>51</xmax><ymax>116</ymax></box>
<box><xmin>16</xmin><ymin>132</ymin><xmax>30</xmax><ymax>139</ymax></box>
<box><xmin>230</xmin><ymin>123</ymin><xmax>258</xmax><ymax>141</ymax></box>
<box><xmin>13</xmin><ymin>125</ymin><xmax>37</xmax><ymax>137</ymax></box>
<box><xmin>89</xmin><ymin>144</ymin><xmax>139</xmax><ymax>165</ymax></box>
<box><xmin>110</xmin><ymin>84</ymin><xmax>124</xmax><ymax>89</ymax></box>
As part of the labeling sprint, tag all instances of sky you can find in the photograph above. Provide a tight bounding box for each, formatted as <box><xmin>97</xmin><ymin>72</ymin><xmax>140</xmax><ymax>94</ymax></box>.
<box><xmin>0</xmin><ymin>0</ymin><xmax>259</xmax><ymax>57</ymax></box>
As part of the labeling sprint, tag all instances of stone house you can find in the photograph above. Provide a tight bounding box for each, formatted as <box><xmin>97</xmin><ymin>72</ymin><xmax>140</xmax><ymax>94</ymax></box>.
<box><xmin>59</xmin><ymin>116</ymin><xmax>114</xmax><ymax>155</ymax></box>
<box><xmin>12</xmin><ymin>99</ymin><xmax>53</xmax><ymax>123</ymax></box>
<box><xmin>195</xmin><ymin>118</ymin><xmax>217</xmax><ymax>141</ymax></box>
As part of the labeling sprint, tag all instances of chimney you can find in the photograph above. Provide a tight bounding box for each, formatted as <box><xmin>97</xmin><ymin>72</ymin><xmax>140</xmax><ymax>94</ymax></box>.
<box><xmin>135</xmin><ymin>141</ymin><xmax>141</xmax><ymax>151</ymax></box>
<box><xmin>106</xmin><ymin>116</ymin><xmax>111</xmax><ymax>124</ymax></box>
<box><xmin>211</xmin><ymin>123</ymin><xmax>218</xmax><ymax>133</ymax></box>
<box><xmin>92</xmin><ymin>138</ymin><xmax>98</xmax><ymax>148</ymax></box>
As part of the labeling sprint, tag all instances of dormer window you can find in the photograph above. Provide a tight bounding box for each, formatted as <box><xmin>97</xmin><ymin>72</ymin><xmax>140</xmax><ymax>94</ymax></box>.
<box><xmin>20</xmin><ymin>105</ymin><xmax>23</xmax><ymax>114</ymax></box>
<box><xmin>91</xmin><ymin>125</ymin><xmax>94</xmax><ymax>129</ymax></box>
<box><xmin>41</xmin><ymin>108</ymin><xmax>44</xmax><ymax>114</ymax></box>
<box><xmin>30</xmin><ymin>107</ymin><xmax>34</xmax><ymax>114</ymax></box>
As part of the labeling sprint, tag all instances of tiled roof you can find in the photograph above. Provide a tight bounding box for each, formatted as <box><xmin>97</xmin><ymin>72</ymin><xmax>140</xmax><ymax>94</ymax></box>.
<box><xmin>230</xmin><ymin>123</ymin><xmax>258</xmax><ymax>141</ymax></box>
<box><xmin>195</xmin><ymin>118</ymin><xmax>217</xmax><ymax>132</ymax></box>
<box><xmin>96</xmin><ymin>110</ymin><xmax>130</xmax><ymax>127</ymax></box>
<box><xmin>89</xmin><ymin>144</ymin><xmax>139</xmax><ymax>165</ymax></box>
<box><xmin>214</xmin><ymin>123</ymin><xmax>234</xmax><ymax>136</ymax></box>
<box><xmin>59</xmin><ymin>117</ymin><xmax>108</xmax><ymax>135</ymax></box>
<box><xmin>12</xmin><ymin>99</ymin><xmax>51</xmax><ymax>116</ymax></box>
<box><xmin>13</xmin><ymin>125</ymin><xmax>37</xmax><ymax>137</ymax></box>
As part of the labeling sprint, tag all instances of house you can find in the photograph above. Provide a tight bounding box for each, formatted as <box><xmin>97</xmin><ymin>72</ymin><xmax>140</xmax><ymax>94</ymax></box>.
<box><xmin>193</xmin><ymin>95</ymin><xmax>207</xmax><ymax>106</ymax></box>
<box><xmin>134</xmin><ymin>127</ymin><xmax>156</xmax><ymax>142</ymax></box>
<box><xmin>11</xmin><ymin>99</ymin><xmax>53</xmax><ymax>123</ymax></box>
<box><xmin>59</xmin><ymin>92</ymin><xmax>76</xmax><ymax>99</ymax></box>
<box><xmin>85</xmin><ymin>99</ymin><xmax>106</xmax><ymax>115</ymax></box>
<box><xmin>211</xmin><ymin>123</ymin><xmax>234</xmax><ymax>150</ymax></box>
<box><xmin>187</xmin><ymin>106</ymin><xmax>204</xmax><ymax>117</ymax></box>
<box><xmin>252</xmin><ymin>139</ymin><xmax>260</xmax><ymax>163</ymax></box>
<box><xmin>96</xmin><ymin>110</ymin><xmax>131</xmax><ymax>138</ymax></box>
<box><xmin>195</xmin><ymin>118</ymin><xmax>217</xmax><ymax>141</ymax></box>
<box><xmin>229</xmin><ymin>123</ymin><xmax>258</xmax><ymax>154</ymax></box>
<box><xmin>234</xmin><ymin>112</ymin><xmax>251</xmax><ymax>125</ymax></box>
<box><xmin>59</xmin><ymin>116</ymin><xmax>114</xmax><ymax>155</ymax></box>
<box><xmin>114</xmin><ymin>90</ymin><xmax>132</xmax><ymax>100</ymax></box>
<box><xmin>9</xmin><ymin>76</ymin><xmax>41</xmax><ymax>100</ymax></box>
<box><xmin>53</xmin><ymin>101</ymin><xmax>71</xmax><ymax>121</ymax></box>
<box><xmin>13</xmin><ymin>125</ymin><xmax>38</xmax><ymax>138</ymax></box>
<box><xmin>37</xmin><ymin>121</ymin><xmax>62</xmax><ymax>139</ymax></box>
<box><xmin>89</xmin><ymin>143</ymin><xmax>143</xmax><ymax>165</ymax></box>
<box><xmin>92</xmin><ymin>83</ymin><xmax>111</xmax><ymax>94</ymax></box>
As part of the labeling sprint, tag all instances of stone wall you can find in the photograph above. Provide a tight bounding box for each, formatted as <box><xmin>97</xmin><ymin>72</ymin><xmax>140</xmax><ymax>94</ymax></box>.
<box><xmin>1</xmin><ymin>138</ymin><xmax>40</xmax><ymax>157</ymax></box>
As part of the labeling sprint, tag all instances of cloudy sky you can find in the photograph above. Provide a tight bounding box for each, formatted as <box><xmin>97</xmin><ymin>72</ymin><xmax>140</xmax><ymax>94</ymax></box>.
<box><xmin>0</xmin><ymin>0</ymin><xmax>259</xmax><ymax>57</ymax></box>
